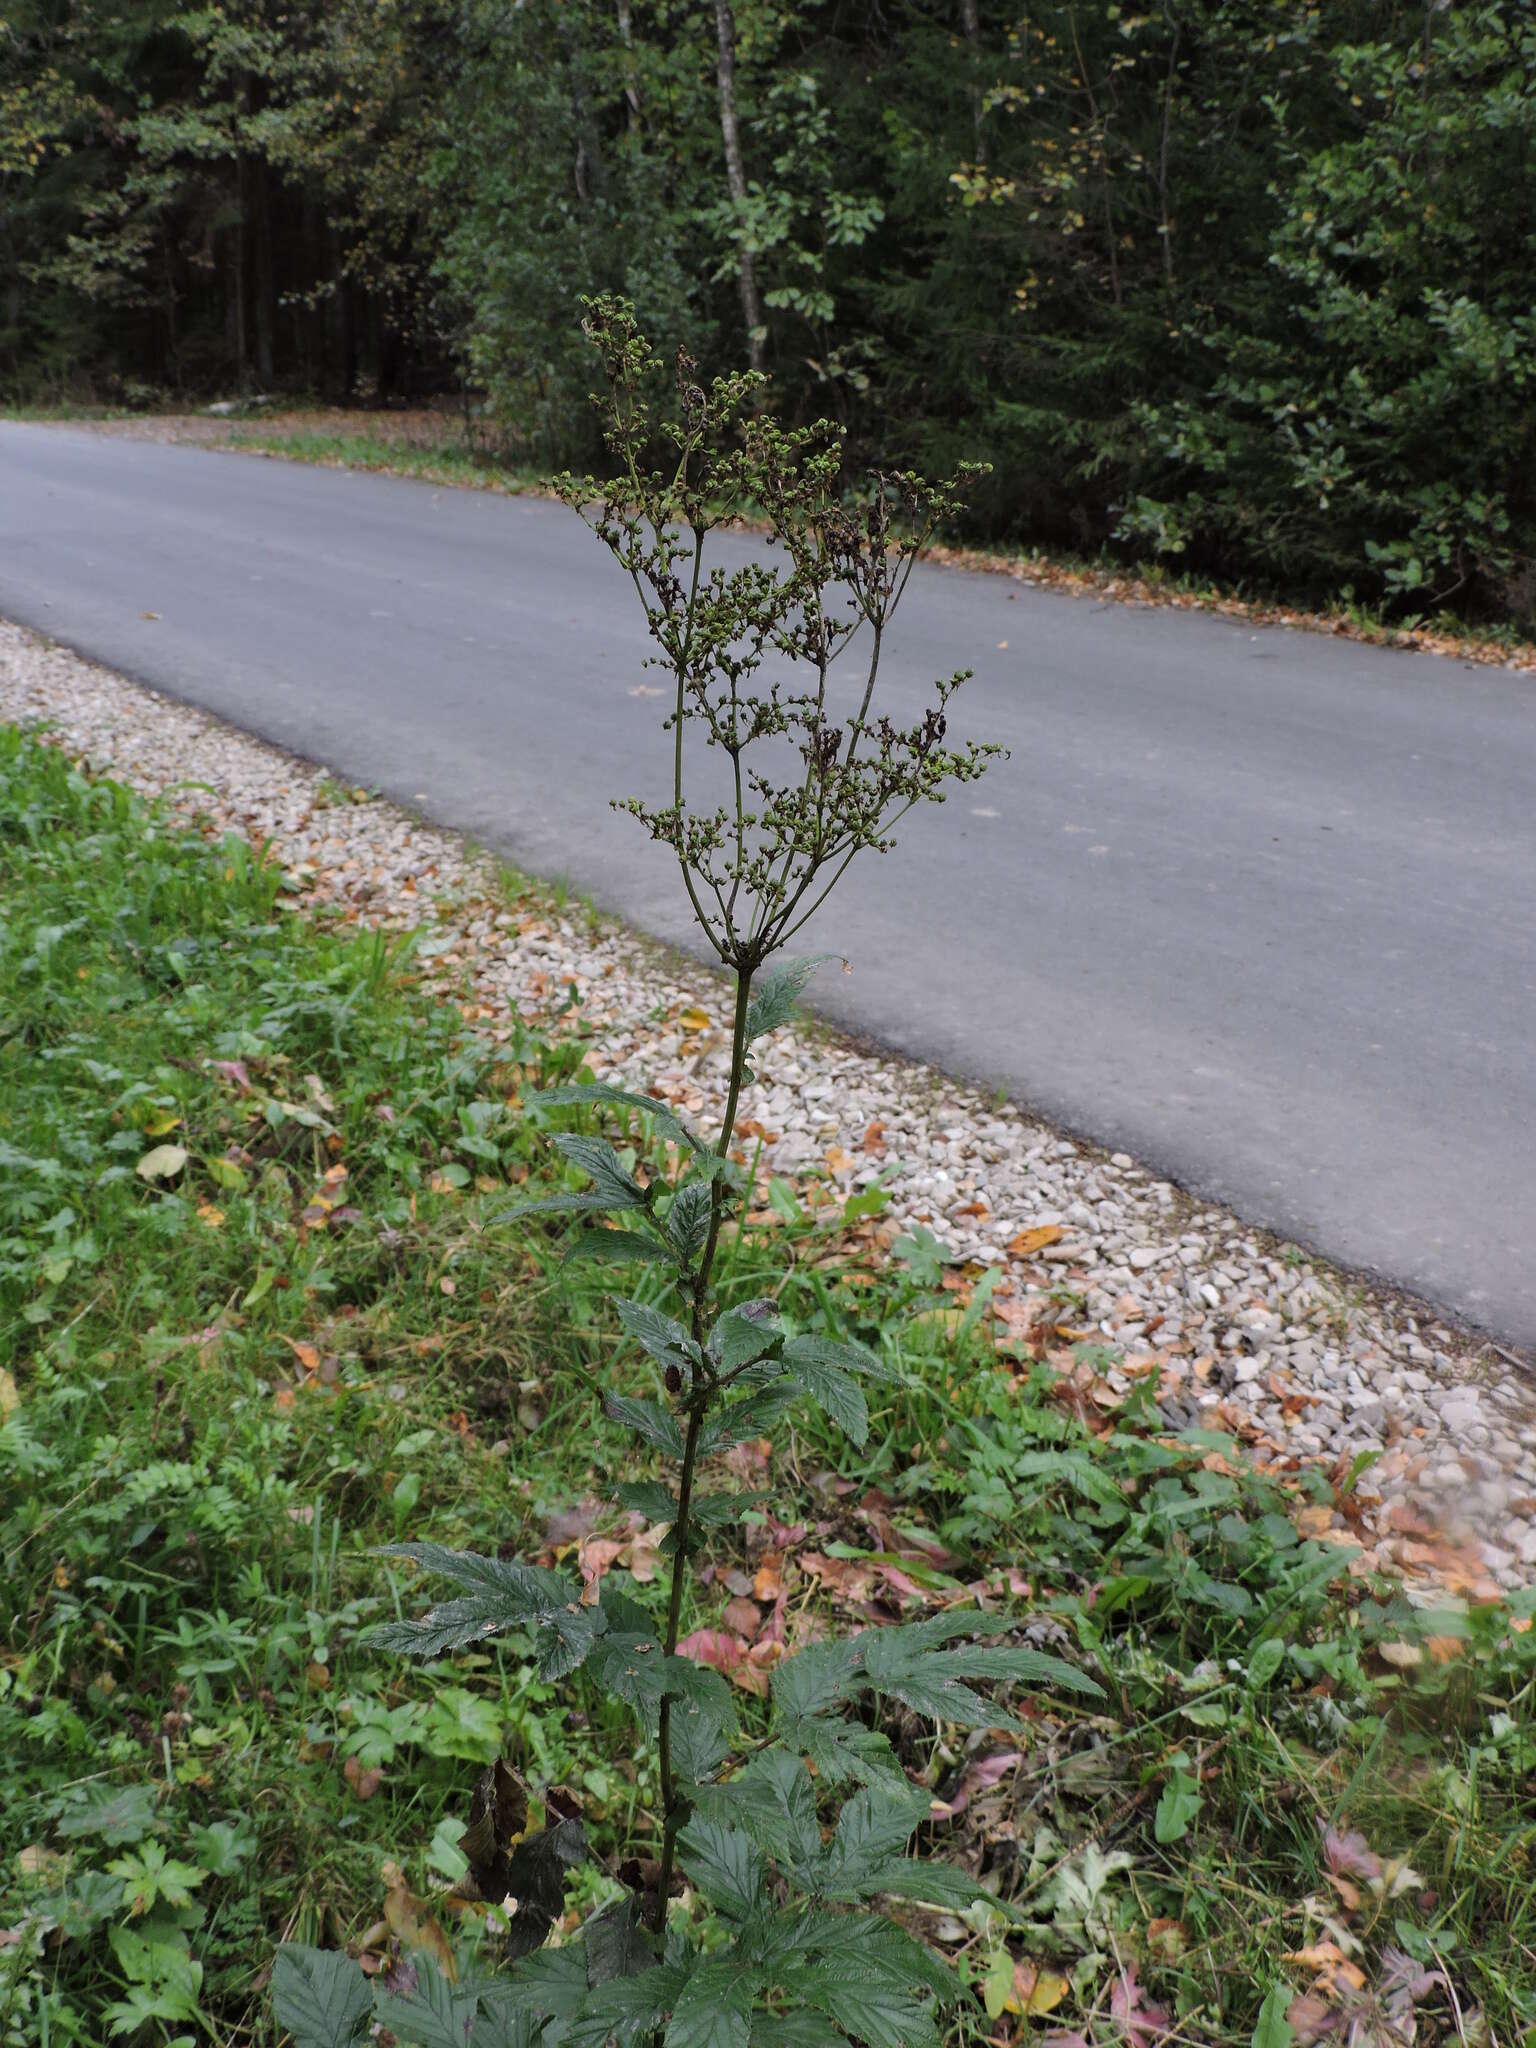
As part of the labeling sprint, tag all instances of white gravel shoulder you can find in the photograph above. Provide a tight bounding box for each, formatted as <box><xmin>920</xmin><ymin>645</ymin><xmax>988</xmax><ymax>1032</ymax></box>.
<box><xmin>5</xmin><ymin>615</ymin><xmax>1533</xmax><ymax>1594</ymax></box>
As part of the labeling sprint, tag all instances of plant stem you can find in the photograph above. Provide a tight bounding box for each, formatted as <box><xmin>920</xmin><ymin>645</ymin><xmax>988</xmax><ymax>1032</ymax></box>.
<box><xmin>652</xmin><ymin>961</ymin><xmax>754</xmax><ymax>1932</ymax></box>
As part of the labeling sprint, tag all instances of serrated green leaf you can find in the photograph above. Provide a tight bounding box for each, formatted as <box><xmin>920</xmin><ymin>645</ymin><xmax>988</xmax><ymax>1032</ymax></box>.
<box><xmin>667</xmin><ymin>1179</ymin><xmax>714</xmax><ymax>1262</ymax></box>
<box><xmin>816</xmin><ymin>1782</ymin><xmax>931</xmax><ymax>1895</ymax></box>
<box><xmin>698</xmin><ymin>1384</ymin><xmax>799</xmax><ymax>1456</ymax></box>
<box><xmin>617</xmin><ymin>1480</ymin><xmax>678</xmax><ymax>1522</ymax></box>
<box><xmin>55</xmin><ymin>1783</ymin><xmax>158</xmax><ymax>1846</ymax></box>
<box><xmin>564</xmin><ymin>1229</ymin><xmax>671</xmax><ymax>1269</ymax></box>
<box><xmin>539</xmin><ymin>1081</ymin><xmax>699</xmax><ymax>1141</ymax></box>
<box><xmin>569</xmin><ymin>1968</ymin><xmax>687</xmax><ymax>2047</ymax></box>
<box><xmin>372</xmin><ymin>1952</ymin><xmax>481</xmax><ymax>2048</ymax></box>
<box><xmin>809</xmin><ymin>1983</ymin><xmax>940</xmax><ymax>2048</ymax></box>
<box><xmin>750</xmin><ymin>2015</ymin><xmax>849</xmax><ymax>2048</ymax></box>
<box><xmin>615</xmin><ymin>1296</ymin><xmax>700</xmax><ymax>1371</ymax></box>
<box><xmin>489</xmin><ymin>1192</ymin><xmax>621</xmax><ymax>1225</ymax></box>
<box><xmin>781</xmin><ymin>1333</ymin><xmax>898</xmax><ymax>1384</ymax></box>
<box><xmin>270</xmin><ymin>1945</ymin><xmax>371</xmax><ymax>2048</ymax></box>
<box><xmin>712</xmin><ymin>1301</ymin><xmax>782</xmax><ymax>1371</ymax></box>
<box><xmin>665</xmin><ymin>1961</ymin><xmax>757</xmax><ymax>2048</ymax></box>
<box><xmin>744</xmin><ymin>956</ymin><xmax>837</xmax><ymax>1047</ymax></box>
<box><xmin>782</xmin><ymin>1714</ymin><xmax>901</xmax><ymax>1787</ymax></box>
<box><xmin>771</xmin><ymin>1640</ymin><xmax>865</xmax><ymax>1721</ymax></box>
<box><xmin>367</xmin><ymin>1544</ymin><xmax>597</xmax><ymax>1676</ymax></box>
<box><xmin>732</xmin><ymin>1750</ymin><xmax>823</xmax><ymax>1879</ymax></box>
<box><xmin>677</xmin><ymin>1819</ymin><xmax>766</xmax><ymax>1920</ymax></box>
<box><xmin>840</xmin><ymin>1858</ymin><xmax>993</xmax><ymax>1909</ymax></box>
<box><xmin>549</xmin><ymin>1133</ymin><xmax>650</xmax><ymax>1209</ymax></box>
<box><xmin>603</xmin><ymin>1393</ymin><xmax>686</xmax><ymax>1457</ymax></box>
<box><xmin>782</xmin><ymin>1356</ymin><xmax>868</xmax><ymax>1446</ymax></box>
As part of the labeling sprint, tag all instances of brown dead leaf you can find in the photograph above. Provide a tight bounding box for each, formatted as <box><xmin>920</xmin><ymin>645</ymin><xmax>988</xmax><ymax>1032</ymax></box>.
<box><xmin>1007</xmin><ymin>1224</ymin><xmax>1064</xmax><ymax>1257</ymax></box>
<box><xmin>752</xmin><ymin>1555</ymin><xmax>784</xmax><ymax>1604</ymax></box>
<box><xmin>343</xmin><ymin>1755</ymin><xmax>384</xmax><ymax>1802</ymax></box>
<box><xmin>382</xmin><ymin>1860</ymin><xmax>456</xmax><ymax>1978</ymax></box>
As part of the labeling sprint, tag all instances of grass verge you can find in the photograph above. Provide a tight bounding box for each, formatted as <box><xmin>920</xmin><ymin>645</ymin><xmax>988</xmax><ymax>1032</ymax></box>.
<box><xmin>1</xmin><ymin>728</ymin><xmax>1532</xmax><ymax>2047</ymax></box>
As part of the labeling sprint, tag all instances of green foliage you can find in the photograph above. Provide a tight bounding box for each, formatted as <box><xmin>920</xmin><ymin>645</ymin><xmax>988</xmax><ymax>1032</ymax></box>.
<box><xmin>4</xmin><ymin>729</ymin><xmax>1535</xmax><ymax>2045</ymax></box>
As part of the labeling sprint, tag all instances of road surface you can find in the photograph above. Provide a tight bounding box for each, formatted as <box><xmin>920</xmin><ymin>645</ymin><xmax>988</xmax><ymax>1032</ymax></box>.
<box><xmin>3</xmin><ymin>422</ymin><xmax>1533</xmax><ymax>1345</ymax></box>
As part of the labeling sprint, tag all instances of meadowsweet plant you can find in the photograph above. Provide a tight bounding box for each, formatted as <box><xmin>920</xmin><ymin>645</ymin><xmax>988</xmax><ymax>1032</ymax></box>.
<box><xmin>272</xmin><ymin>301</ymin><xmax>1099</xmax><ymax>2048</ymax></box>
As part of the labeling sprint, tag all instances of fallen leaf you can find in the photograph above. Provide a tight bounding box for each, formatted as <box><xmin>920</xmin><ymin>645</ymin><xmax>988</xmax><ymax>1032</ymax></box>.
<box><xmin>676</xmin><ymin>1628</ymin><xmax>770</xmax><ymax>1696</ymax></box>
<box><xmin>1322</xmin><ymin>1826</ymin><xmax>1382</xmax><ymax>1883</ymax></box>
<box><xmin>678</xmin><ymin>1007</ymin><xmax>711</xmax><ymax>1032</ymax></box>
<box><xmin>382</xmin><ymin>1859</ymin><xmax>456</xmax><ymax>1978</ymax></box>
<box><xmin>282</xmin><ymin>1337</ymin><xmax>321</xmax><ymax>1374</ymax></box>
<box><xmin>0</xmin><ymin>1370</ymin><xmax>17</xmax><ymax>1420</ymax></box>
<box><xmin>196</xmin><ymin>1202</ymin><xmax>225</xmax><ymax>1229</ymax></box>
<box><xmin>135</xmin><ymin>1143</ymin><xmax>188</xmax><ymax>1182</ymax></box>
<box><xmin>1377</xmin><ymin>1640</ymin><xmax>1423</xmax><ymax>1669</ymax></box>
<box><xmin>1009</xmin><ymin>1963</ymin><xmax>1070</xmax><ymax>2018</ymax></box>
<box><xmin>1007</xmin><ymin>1224</ymin><xmax>1063</xmax><ymax>1257</ymax></box>
<box><xmin>344</xmin><ymin>1755</ymin><xmax>383</xmax><ymax>1801</ymax></box>
<box><xmin>1111</xmin><ymin>1964</ymin><xmax>1171</xmax><ymax>2045</ymax></box>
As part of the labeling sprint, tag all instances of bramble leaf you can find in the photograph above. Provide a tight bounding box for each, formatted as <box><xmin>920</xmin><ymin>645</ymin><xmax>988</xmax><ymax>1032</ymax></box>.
<box><xmin>676</xmin><ymin>1818</ymin><xmax>767</xmax><ymax>1920</ymax></box>
<box><xmin>271</xmin><ymin>1944</ymin><xmax>372</xmax><ymax>2048</ymax></box>
<box><xmin>371</xmin><ymin>1950</ymin><xmax>481</xmax><ymax>2047</ymax></box>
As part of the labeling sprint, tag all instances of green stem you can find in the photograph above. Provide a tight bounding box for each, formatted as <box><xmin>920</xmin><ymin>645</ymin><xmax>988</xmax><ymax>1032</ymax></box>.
<box><xmin>652</xmin><ymin>961</ymin><xmax>754</xmax><ymax>1933</ymax></box>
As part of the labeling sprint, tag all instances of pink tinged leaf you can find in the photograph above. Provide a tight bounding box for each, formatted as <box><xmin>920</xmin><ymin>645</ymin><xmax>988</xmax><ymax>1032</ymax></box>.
<box><xmin>948</xmin><ymin>1748</ymin><xmax>1025</xmax><ymax>1816</ymax></box>
<box><xmin>1380</xmin><ymin>1949</ymin><xmax>1446</xmax><ymax>2001</ymax></box>
<box><xmin>1111</xmin><ymin>1966</ymin><xmax>1171</xmax><ymax>2048</ymax></box>
<box><xmin>1285</xmin><ymin>1992</ymin><xmax>1343</xmax><ymax>2045</ymax></box>
<box><xmin>1041</xmin><ymin>2033</ymin><xmax>1093</xmax><ymax>2048</ymax></box>
<box><xmin>1322</xmin><ymin>1824</ymin><xmax>1383</xmax><ymax>1882</ymax></box>
<box><xmin>676</xmin><ymin>1629</ymin><xmax>748</xmax><ymax>1676</ymax></box>
<box><xmin>212</xmin><ymin>1059</ymin><xmax>252</xmax><ymax>1093</ymax></box>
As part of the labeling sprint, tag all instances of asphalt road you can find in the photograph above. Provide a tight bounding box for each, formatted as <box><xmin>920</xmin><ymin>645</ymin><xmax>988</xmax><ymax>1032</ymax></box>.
<box><xmin>4</xmin><ymin>422</ymin><xmax>1534</xmax><ymax>1345</ymax></box>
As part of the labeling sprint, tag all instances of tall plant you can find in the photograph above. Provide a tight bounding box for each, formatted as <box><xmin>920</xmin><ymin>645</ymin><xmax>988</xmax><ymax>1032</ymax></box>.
<box><xmin>273</xmin><ymin>300</ymin><xmax>1097</xmax><ymax>2048</ymax></box>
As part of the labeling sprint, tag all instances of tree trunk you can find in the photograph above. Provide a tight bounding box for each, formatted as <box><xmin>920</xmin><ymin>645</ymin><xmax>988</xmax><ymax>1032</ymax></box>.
<box><xmin>252</xmin><ymin>159</ymin><xmax>275</xmax><ymax>388</ymax></box>
<box><xmin>711</xmin><ymin>0</ymin><xmax>764</xmax><ymax>372</ymax></box>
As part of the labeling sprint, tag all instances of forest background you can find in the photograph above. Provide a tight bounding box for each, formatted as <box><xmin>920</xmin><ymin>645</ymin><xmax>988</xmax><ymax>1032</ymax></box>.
<box><xmin>2</xmin><ymin>0</ymin><xmax>1532</xmax><ymax>626</ymax></box>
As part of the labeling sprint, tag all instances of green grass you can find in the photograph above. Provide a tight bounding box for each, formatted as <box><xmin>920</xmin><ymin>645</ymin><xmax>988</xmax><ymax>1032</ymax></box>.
<box><xmin>2</xmin><ymin>729</ymin><xmax>1533</xmax><ymax>2046</ymax></box>
<box><xmin>224</xmin><ymin>428</ymin><xmax>542</xmax><ymax>497</ymax></box>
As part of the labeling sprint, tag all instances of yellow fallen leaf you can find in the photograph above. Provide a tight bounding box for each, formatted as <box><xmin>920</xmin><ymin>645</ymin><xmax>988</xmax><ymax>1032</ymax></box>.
<box><xmin>135</xmin><ymin>1143</ymin><xmax>188</xmax><ymax>1182</ymax></box>
<box><xmin>679</xmin><ymin>1006</ymin><xmax>711</xmax><ymax>1032</ymax></box>
<box><xmin>1377</xmin><ymin>1640</ymin><xmax>1423</xmax><ymax>1669</ymax></box>
<box><xmin>1007</xmin><ymin>1963</ymin><xmax>1070</xmax><ymax>2016</ymax></box>
<box><xmin>196</xmin><ymin>1203</ymin><xmax>225</xmax><ymax>1229</ymax></box>
<box><xmin>142</xmin><ymin>1110</ymin><xmax>182</xmax><ymax>1137</ymax></box>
